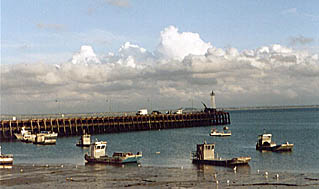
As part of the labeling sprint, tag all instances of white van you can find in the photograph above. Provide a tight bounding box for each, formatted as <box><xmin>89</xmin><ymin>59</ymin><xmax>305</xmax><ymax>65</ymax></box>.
<box><xmin>136</xmin><ymin>109</ymin><xmax>148</xmax><ymax>115</ymax></box>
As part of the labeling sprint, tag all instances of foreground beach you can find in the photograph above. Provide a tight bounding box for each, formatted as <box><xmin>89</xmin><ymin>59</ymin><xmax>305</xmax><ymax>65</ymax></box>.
<box><xmin>1</xmin><ymin>164</ymin><xmax>318</xmax><ymax>188</ymax></box>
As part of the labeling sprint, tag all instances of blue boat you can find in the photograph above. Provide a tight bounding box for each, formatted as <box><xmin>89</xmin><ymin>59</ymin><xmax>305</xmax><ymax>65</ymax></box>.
<box><xmin>84</xmin><ymin>141</ymin><xmax>142</xmax><ymax>164</ymax></box>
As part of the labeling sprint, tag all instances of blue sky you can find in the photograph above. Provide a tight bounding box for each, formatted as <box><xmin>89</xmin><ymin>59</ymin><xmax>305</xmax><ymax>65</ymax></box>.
<box><xmin>1</xmin><ymin>0</ymin><xmax>319</xmax><ymax>114</ymax></box>
<box><xmin>2</xmin><ymin>0</ymin><xmax>318</xmax><ymax>64</ymax></box>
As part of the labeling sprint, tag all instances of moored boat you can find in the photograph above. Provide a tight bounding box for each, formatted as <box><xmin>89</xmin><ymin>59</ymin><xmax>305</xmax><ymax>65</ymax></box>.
<box><xmin>76</xmin><ymin>132</ymin><xmax>91</xmax><ymax>147</ymax></box>
<box><xmin>210</xmin><ymin>128</ymin><xmax>231</xmax><ymax>137</ymax></box>
<box><xmin>84</xmin><ymin>140</ymin><xmax>142</xmax><ymax>164</ymax></box>
<box><xmin>0</xmin><ymin>146</ymin><xmax>13</xmax><ymax>165</ymax></box>
<box><xmin>256</xmin><ymin>133</ymin><xmax>294</xmax><ymax>152</ymax></box>
<box><xmin>14</xmin><ymin>127</ymin><xmax>34</xmax><ymax>143</ymax></box>
<box><xmin>192</xmin><ymin>141</ymin><xmax>251</xmax><ymax>166</ymax></box>
<box><xmin>33</xmin><ymin>131</ymin><xmax>58</xmax><ymax>145</ymax></box>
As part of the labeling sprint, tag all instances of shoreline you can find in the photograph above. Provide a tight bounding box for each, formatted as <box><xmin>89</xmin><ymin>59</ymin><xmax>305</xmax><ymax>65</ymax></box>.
<box><xmin>1</xmin><ymin>164</ymin><xmax>318</xmax><ymax>188</ymax></box>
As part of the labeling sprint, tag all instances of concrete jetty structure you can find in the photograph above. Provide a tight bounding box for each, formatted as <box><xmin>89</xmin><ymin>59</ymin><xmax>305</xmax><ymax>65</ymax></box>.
<box><xmin>0</xmin><ymin>91</ymin><xmax>230</xmax><ymax>139</ymax></box>
<box><xmin>0</xmin><ymin>111</ymin><xmax>230</xmax><ymax>139</ymax></box>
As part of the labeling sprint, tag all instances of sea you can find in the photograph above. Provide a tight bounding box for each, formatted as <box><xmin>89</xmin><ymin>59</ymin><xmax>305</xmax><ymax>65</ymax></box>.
<box><xmin>1</xmin><ymin>108</ymin><xmax>319</xmax><ymax>173</ymax></box>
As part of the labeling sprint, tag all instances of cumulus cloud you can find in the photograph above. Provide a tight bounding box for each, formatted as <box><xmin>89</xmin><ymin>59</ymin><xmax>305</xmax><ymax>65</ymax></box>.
<box><xmin>1</xmin><ymin>26</ymin><xmax>318</xmax><ymax>114</ymax></box>
<box><xmin>71</xmin><ymin>46</ymin><xmax>101</xmax><ymax>65</ymax></box>
<box><xmin>156</xmin><ymin>26</ymin><xmax>212</xmax><ymax>60</ymax></box>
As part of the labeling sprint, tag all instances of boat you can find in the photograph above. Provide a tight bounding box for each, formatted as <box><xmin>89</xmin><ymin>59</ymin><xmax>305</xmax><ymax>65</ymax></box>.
<box><xmin>210</xmin><ymin>128</ymin><xmax>231</xmax><ymax>137</ymax></box>
<box><xmin>14</xmin><ymin>127</ymin><xmax>34</xmax><ymax>143</ymax></box>
<box><xmin>192</xmin><ymin>141</ymin><xmax>251</xmax><ymax>166</ymax></box>
<box><xmin>76</xmin><ymin>132</ymin><xmax>91</xmax><ymax>147</ymax></box>
<box><xmin>33</xmin><ymin>131</ymin><xmax>58</xmax><ymax>145</ymax></box>
<box><xmin>84</xmin><ymin>140</ymin><xmax>142</xmax><ymax>164</ymax></box>
<box><xmin>256</xmin><ymin>133</ymin><xmax>294</xmax><ymax>152</ymax></box>
<box><xmin>0</xmin><ymin>146</ymin><xmax>13</xmax><ymax>165</ymax></box>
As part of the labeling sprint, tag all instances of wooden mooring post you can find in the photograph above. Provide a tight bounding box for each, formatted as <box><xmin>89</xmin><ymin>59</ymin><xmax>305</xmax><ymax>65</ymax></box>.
<box><xmin>0</xmin><ymin>111</ymin><xmax>230</xmax><ymax>139</ymax></box>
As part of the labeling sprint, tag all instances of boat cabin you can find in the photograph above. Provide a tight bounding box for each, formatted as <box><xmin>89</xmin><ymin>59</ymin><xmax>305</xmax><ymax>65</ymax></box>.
<box><xmin>90</xmin><ymin>141</ymin><xmax>107</xmax><ymax>158</ymax></box>
<box><xmin>196</xmin><ymin>142</ymin><xmax>215</xmax><ymax>160</ymax></box>
<box><xmin>257</xmin><ymin>134</ymin><xmax>276</xmax><ymax>147</ymax></box>
<box><xmin>82</xmin><ymin>134</ymin><xmax>91</xmax><ymax>145</ymax></box>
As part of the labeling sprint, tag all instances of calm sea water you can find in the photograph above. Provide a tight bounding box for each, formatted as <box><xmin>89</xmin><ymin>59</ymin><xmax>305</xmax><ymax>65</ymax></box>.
<box><xmin>1</xmin><ymin>108</ymin><xmax>319</xmax><ymax>173</ymax></box>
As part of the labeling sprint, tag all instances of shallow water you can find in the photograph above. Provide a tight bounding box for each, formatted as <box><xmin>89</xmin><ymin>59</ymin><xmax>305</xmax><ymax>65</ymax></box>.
<box><xmin>1</xmin><ymin>108</ymin><xmax>319</xmax><ymax>173</ymax></box>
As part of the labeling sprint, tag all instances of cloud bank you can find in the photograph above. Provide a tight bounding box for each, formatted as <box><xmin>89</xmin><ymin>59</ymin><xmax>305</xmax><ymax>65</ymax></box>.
<box><xmin>1</xmin><ymin>26</ymin><xmax>318</xmax><ymax>114</ymax></box>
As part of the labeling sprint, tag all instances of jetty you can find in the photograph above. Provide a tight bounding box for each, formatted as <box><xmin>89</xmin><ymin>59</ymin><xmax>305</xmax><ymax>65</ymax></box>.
<box><xmin>0</xmin><ymin>111</ymin><xmax>230</xmax><ymax>139</ymax></box>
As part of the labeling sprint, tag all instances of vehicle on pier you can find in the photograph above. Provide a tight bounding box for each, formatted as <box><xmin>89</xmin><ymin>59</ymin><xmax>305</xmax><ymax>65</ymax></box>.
<box><xmin>136</xmin><ymin>109</ymin><xmax>148</xmax><ymax>115</ymax></box>
<box><xmin>76</xmin><ymin>132</ymin><xmax>91</xmax><ymax>147</ymax></box>
<box><xmin>192</xmin><ymin>141</ymin><xmax>251</xmax><ymax>166</ymax></box>
<box><xmin>151</xmin><ymin>110</ymin><xmax>161</xmax><ymax>115</ymax></box>
<box><xmin>256</xmin><ymin>133</ymin><xmax>294</xmax><ymax>152</ymax></box>
<box><xmin>210</xmin><ymin>128</ymin><xmax>231</xmax><ymax>137</ymax></box>
<box><xmin>0</xmin><ymin>146</ymin><xmax>13</xmax><ymax>165</ymax></box>
<box><xmin>84</xmin><ymin>140</ymin><xmax>142</xmax><ymax>164</ymax></box>
<box><xmin>33</xmin><ymin>131</ymin><xmax>58</xmax><ymax>145</ymax></box>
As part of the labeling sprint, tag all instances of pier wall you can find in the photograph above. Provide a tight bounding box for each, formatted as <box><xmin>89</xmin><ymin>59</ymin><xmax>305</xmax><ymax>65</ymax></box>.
<box><xmin>0</xmin><ymin>111</ymin><xmax>230</xmax><ymax>139</ymax></box>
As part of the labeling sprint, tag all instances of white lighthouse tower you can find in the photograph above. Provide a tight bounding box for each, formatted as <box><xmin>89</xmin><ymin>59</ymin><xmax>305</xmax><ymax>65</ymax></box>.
<box><xmin>210</xmin><ymin>90</ymin><xmax>216</xmax><ymax>109</ymax></box>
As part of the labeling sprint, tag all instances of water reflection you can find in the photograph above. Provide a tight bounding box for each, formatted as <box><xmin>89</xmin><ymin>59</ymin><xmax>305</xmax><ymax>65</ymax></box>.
<box><xmin>85</xmin><ymin>162</ymin><xmax>141</xmax><ymax>169</ymax></box>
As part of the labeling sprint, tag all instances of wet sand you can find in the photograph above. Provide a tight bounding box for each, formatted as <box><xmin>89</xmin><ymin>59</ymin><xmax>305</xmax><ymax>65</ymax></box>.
<box><xmin>1</xmin><ymin>164</ymin><xmax>319</xmax><ymax>188</ymax></box>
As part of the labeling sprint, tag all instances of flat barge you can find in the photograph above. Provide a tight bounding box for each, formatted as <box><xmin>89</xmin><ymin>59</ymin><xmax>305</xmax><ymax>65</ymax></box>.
<box><xmin>0</xmin><ymin>111</ymin><xmax>230</xmax><ymax>139</ymax></box>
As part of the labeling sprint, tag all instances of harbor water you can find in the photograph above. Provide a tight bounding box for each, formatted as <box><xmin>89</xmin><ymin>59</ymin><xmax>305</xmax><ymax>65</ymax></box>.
<box><xmin>1</xmin><ymin>108</ymin><xmax>319</xmax><ymax>173</ymax></box>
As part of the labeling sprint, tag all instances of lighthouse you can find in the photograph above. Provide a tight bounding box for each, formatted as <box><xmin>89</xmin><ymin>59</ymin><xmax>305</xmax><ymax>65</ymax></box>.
<box><xmin>210</xmin><ymin>90</ymin><xmax>216</xmax><ymax>109</ymax></box>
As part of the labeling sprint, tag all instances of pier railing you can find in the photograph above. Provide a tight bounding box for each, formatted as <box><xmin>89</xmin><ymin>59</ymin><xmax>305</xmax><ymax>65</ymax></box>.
<box><xmin>0</xmin><ymin>111</ymin><xmax>230</xmax><ymax>139</ymax></box>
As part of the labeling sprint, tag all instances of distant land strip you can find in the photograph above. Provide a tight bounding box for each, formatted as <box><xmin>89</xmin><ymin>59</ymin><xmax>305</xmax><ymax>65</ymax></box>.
<box><xmin>223</xmin><ymin>104</ymin><xmax>319</xmax><ymax>111</ymax></box>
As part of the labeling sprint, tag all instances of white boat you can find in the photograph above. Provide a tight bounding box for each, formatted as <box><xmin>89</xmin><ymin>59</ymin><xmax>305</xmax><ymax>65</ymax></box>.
<box><xmin>0</xmin><ymin>146</ymin><xmax>13</xmax><ymax>165</ymax></box>
<box><xmin>210</xmin><ymin>128</ymin><xmax>231</xmax><ymax>137</ymax></box>
<box><xmin>33</xmin><ymin>131</ymin><xmax>58</xmax><ymax>145</ymax></box>
<box><xmin>256</xmin><ymin>133</ymin><xmax>294</xmax><ymax>152</ymax></box>
<box><xmin>14</xmin><ymin>127</ymin><xmax>34</xmax><ymax>143</ymax></box>
<box><xmin>84</xmin><ymin>140</ymin><xmax>142</xmax><ymax>164</ymax></box>
<box><xmin>76</xmin><ymin>132</ymin><xmax>91</xmax><ymax>147</ymax></box>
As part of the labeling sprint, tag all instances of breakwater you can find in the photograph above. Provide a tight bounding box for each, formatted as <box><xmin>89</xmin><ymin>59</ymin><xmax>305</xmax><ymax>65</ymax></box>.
<box><xmin>0</xmin><ymin>111</ymin><xmax>230</xmax><ymax>138</ymax></box>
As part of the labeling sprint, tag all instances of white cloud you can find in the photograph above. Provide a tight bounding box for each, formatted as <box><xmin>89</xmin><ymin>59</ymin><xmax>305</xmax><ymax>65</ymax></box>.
<box><xmin>156</xmin><ymin>26</ymin><xmax>212</xmax><ymax>60</ymax></box>
<box><xmin>71</xmin><ymin>45</ymin><xmax>101</xmax><ymax>65</ymax></box>
<box><xmin>1</xmin><ymin>26</ymin><xmax>319</xmax><ymax>114</ymax></box>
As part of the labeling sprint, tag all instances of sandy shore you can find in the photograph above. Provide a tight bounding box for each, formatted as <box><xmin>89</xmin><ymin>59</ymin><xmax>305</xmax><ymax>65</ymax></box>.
<box><xmin>1</xmin><ymin>164</ymin><xmax>319</xmax><ymax>188</ymax></box>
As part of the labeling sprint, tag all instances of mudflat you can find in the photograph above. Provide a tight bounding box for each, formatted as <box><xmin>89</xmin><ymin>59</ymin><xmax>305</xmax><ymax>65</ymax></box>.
<box><xmin>1</xmin><ymin>164</ymin><xmax>318</xmax><ymax>188</ymax></box>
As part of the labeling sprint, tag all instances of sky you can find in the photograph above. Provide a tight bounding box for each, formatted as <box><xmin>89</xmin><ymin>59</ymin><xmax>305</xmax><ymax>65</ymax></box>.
<box><xmin>1</xmin><ymin>0</ymin><xmax>319</xmax><ymax>114</ymax></box>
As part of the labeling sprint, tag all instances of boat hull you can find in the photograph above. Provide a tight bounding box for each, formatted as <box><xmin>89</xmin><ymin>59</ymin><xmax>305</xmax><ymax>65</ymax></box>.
<box><xmin>14</xmin><ymin>133</ymin><xmax>24</xmax><ymax>140</ymax></box>
<box><xmin>256</xmin><ymin>143</ymin><xmax>294</xmax><ymax>152</ymax></box>
<box><xmin>192</xmin><ymin>157</ymin><xmax>251</xmax><ymax>167</ymax></box>
<box><xmin>210</xmin><ymin>133</ymin><xmax>231</xmax><ymax>137</ymax></box>
<box><xmin>0</xmin><ymin>156</ymin><xmax>13</xmax><ymax>165</ymax></box>
<box><xmin>76</xmin><ymin>143</ymin><xmax>90</xmax><ymax>147</ymax></box>
<box><xmin>34</xmin><ymin>141</ymin><xmax>56</xmax><ymax>145</ymax></box>
<box><xmin>85</xmin><ymin>154</ymin><xmax>142</xmax><ymax>164</ymax></box>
